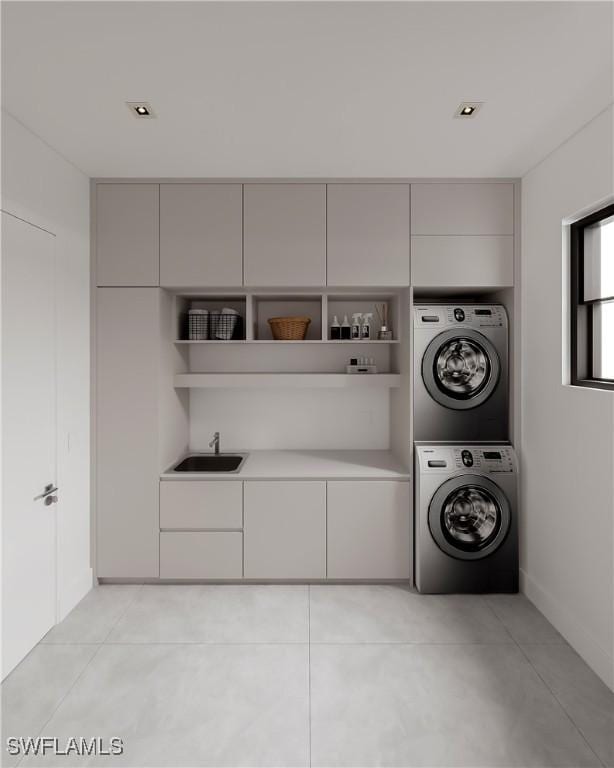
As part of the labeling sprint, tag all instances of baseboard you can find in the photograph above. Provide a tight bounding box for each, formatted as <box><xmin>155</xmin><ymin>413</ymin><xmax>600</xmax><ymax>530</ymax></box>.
<box><xmin>57</xmin><ymin>567</ymin><xmax>94</xmax><ymax>623</ymax></box>
<box><xmin>520</xmin><ymin>568</ymin><xmax>614</xmax><ymax>691</ymax></box>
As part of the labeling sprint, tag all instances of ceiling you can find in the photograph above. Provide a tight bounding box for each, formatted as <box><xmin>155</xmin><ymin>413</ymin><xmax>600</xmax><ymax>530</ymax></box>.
<box><xmin>2</xmin><ymin>1</ymin><xmax>612</xmax><ymax>179</ymax></box>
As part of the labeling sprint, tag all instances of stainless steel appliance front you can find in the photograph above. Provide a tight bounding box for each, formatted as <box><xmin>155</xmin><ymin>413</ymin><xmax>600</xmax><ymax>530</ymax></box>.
<box><xmin>413</xmin><ymin>304</ymin><xmax>509</xmax><ymax>441</ymax></box>
<box><xmin>414</xmin><ymin>444</ymin><xmax>518</xmax><ymax>594</ymax></box>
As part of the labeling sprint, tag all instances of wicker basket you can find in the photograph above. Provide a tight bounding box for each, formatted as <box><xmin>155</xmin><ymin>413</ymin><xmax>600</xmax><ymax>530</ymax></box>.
<box><xmin>267</xmin><ymin>316</ymin><xmax>311</xmax><ymax>341</ymax></box>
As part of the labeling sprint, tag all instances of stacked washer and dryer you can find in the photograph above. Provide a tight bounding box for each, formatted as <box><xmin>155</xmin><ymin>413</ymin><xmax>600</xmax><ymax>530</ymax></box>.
<box><xmin>413</xmin><ymin>304</ymin><xmax>518</xmax><ymax>593</ymax></box>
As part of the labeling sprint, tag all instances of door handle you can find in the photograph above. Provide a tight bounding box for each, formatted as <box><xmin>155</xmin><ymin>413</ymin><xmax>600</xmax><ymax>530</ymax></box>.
<box><xmin>34</xmin><ymin>483</ymin><xmax>58</xmax><ymax>502</ymax></box>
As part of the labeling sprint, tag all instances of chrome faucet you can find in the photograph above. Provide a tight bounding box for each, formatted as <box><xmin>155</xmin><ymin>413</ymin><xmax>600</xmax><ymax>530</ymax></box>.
<box><xmin>209</xmin><ymin>431</ymin><xmax>220</xmax><ymax>455</ymax></box>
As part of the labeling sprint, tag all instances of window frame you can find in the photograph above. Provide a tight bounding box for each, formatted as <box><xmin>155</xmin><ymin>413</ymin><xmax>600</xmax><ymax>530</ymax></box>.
<box><xmin>570</xmin><ymin>202</ymin><xmax>614</xmax><ymax>391</ymax></box>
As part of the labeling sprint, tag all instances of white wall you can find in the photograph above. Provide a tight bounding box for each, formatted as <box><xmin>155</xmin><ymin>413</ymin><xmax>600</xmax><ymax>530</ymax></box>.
<box><xmin>190</xmin><ymin>389</ymin><xmax>390</xmax><ymax>452</ymax></box>
<box><xmin>1</xmin><ymin>111</ymin><xmax>92</xmax><ymax>619</ymax></box>
<box><xmin>521</xmin><ymin>105</ymin><xmax>614</xmax><ymax>689</ymax></box>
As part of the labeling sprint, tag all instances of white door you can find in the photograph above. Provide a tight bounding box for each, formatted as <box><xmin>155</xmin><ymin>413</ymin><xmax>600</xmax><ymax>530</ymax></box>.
<box><xmin>2</xmin><ymin>212</ymin><xmax>57</xmax><ymax>678</ymax></box>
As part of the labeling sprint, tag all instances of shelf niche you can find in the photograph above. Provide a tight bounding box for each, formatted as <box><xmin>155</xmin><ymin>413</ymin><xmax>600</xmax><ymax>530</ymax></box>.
<box><xmin>327</xmin><ymin>295</ymin><xmax>398</xmax><ymax>342</ymax></box>
<box><xmin>251</xmin><ymin>295</ymin><xmax>322</xmax><ymax>341</ymax></box>
<box><xmin>175</xmin><ymin>294</ymin><xmax>247</xmax><ymax>342</ymax></box>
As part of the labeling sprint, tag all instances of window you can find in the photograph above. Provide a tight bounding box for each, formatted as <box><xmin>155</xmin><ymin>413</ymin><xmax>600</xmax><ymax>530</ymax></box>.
<box><xmin>571</xmin><ymin>203</ymin><xmax>614</xmax><ymax>389</ymax></box>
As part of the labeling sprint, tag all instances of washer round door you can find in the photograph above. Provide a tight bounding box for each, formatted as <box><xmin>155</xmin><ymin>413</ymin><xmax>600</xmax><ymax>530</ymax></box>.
<box><xmin>428</xmin><ymin>474</ymin><xmax>511</xmax><ymax>561</ymax></box>
<box><xmin>422</xmin><ymin>329</ymin><xmax>501</xmax><ymax>410</ymax></box>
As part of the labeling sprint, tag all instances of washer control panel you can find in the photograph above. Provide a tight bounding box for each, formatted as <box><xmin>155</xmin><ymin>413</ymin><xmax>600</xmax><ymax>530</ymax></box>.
<box><xmin>418</xmin><ymin>445</ymin><xmax>515</xmax><ymax>474</ymax></box>
<box><xmin>415</xmin><ymin>305</ymin><xmax>506</xmax><ymax>328</ymax></box>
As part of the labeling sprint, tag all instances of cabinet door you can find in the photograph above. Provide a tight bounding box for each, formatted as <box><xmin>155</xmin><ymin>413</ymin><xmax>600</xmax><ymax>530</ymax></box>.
<box><xmin>96</xmin><ymin>288</ymin><xmax>159</xmax><ymax>577</ymax></box>
<box><xmin>160</xmin><ymin>532</ymin><xmax>243</xmax><ymax>579</ymax></box>
<box><xmin>160</xmin><ymin>184</ymin><xmax>242</xmax><ymax>287</ymax></box>
<box><xmin>327</xmin><ymin>481</ymin><xmax>410</xmax><ymax>579</ymax></box>
<box><xmin>96</xmin><ymin>184</ymin><xmax>159</xmax><ymax>286</ymax></box>
<box><xmin>326</xmin><ymin>184</ymin><xmax>410</xmax><ymax>286</ymax></box>
<box><xmin>244</xmin><ymin>184</ymin><xmax>326</xmax><ymax>286</ymax></box>
<box><xmin>244</xmin><ymin>481</ymin><xmax>326</xmax><ymax>578</ymax></box>
<box><xmin>411</xmin><ymin>235</ymin><xmax>514</xmax><ymax>288</ymax></box>
<box><xmin>411</xmin><ymin>183</ymin><xmax>514</xmax><ymax>235</ymax></box>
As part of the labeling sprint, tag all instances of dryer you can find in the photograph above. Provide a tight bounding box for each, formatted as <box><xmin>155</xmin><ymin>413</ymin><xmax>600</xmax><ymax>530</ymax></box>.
<box><xmin>413</xmin><ymin>304</ymin><xmax>508</xmax><ymax>441</ymax></box>
<box><xmin>415</xmin><ymin>444</ymin><xmax>518</xmax><ymax>593</ymax></box>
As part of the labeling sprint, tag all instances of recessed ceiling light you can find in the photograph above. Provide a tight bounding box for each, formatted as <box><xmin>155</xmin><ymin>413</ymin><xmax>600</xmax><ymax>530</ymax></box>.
<box><xmin>126</xmin><ymin>102</ymin><xmax>156</xmax><ymax>119</ymax></box>
<box><xmin>454</xmin><ymin>102</ymin><xmax>483</xmax><ymax>119</ymax></box>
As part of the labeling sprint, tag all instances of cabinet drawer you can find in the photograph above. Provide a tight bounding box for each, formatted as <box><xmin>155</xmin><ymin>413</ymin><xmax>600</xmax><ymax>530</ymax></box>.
<box><xmin>327</xmin><ymin>481</ymin><xmax>410</xmax><ymax>579</ymax></box>
<box><xmin>160</xmin><ymin>481</ymin><xmax>243</xmax><ymax>530</ymax></box>
<box><xmin>160</xmin><ymin>532</ymin><xmax>242</xmax><ymax>579</ymax></box>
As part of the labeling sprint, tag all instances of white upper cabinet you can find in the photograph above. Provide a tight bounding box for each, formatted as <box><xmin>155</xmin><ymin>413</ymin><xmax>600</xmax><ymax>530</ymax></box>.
<box><xmin>96</xmin><ymin>184</ymin><xmax>159</xmax><ymax>286</ymax></box>
<box><xmin>411</xmin><ymin>183</ymin><xmax>514</xmax><ymax>235</ymax></box>
<box><xmin>410</xmin><ymin>183</ymin><xmax>515</xmax><ymax>288</ymax></box>
<box><xmin>411</xmin><ymin>235</ymin><xmax>514</xmax><ymax>288</ymax></box>
<box><xmin>160</xmin><ymin>184</ymin><xmax>242</xmax><ymax>287</ymax></box>
<box><xmin>243</xmin><ymin>184</ymin><xmax>326</xmax><ymax>286</ymax></box>
<box><xmin>326</xmin><ymin>184</ymin><xmax>410</xmax><ymax>286</ymax></box>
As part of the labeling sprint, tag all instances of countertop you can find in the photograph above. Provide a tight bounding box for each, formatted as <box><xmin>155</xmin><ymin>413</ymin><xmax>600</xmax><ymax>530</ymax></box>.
<box><xmin>161</xmin><ymin>449</ymin><xmax>410</xmax><ymax>481</ymax></box>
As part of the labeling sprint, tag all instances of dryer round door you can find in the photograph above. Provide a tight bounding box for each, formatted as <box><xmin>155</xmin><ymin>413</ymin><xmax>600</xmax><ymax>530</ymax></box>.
<box><xmin>422</xmin><ymin>329</ymin><xmax>501</xmax><ymax>410</ymax></box>
<box><xmin>428</xmin><ymin>475</ymin><xmax>511</xmax><ymax>561</ymax></box>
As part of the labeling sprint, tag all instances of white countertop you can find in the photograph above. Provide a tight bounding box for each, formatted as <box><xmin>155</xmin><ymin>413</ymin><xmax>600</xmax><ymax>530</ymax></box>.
<box><xmin>161</xmin><ymin>450</ymin><xmax>410</xmax><ymax>481</ymax></box>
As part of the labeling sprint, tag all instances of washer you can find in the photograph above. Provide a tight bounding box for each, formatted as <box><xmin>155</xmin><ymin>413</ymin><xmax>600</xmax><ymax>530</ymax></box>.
<box><xmin>413</xmin><ymin>304</ymin><xmax>508</xmax><ymax>441</ymax></box>
<box><xmin>415</xmin><ymin>444</ymin><xmax>518</xmax><ymax>593</ymax></box>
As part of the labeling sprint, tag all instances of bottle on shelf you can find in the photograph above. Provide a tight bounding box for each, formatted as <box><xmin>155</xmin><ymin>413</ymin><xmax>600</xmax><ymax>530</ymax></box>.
<box><xmin>341</xmin><ymin>315</ymin><xmax>351</xmax><ymax>340</ymax></box>
<box><xmin>330</xmin><ymin>315</ymin><xmax>341</xmax><ymax>340</ymax></box>
<box><xmin>361</xmin><ymin>312</ymin><xmax>373</xmax><ymax>340</ymax></box>
<box><xmin>351</xmin><ymin>313</ymin><xmax>362</xmax><ymax>340</ymax></box>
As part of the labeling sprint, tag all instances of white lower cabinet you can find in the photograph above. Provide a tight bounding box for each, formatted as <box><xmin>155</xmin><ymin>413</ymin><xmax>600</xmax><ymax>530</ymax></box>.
<box><xmin>160</xmin><ymin>532</ymin><xmax>243</xmax><ymax>579</ymax></box>
<box><xmin>243</xmin><ymin>481</ymin><xmax>326</xmax><ymax>579</ymax></box>
<box><xmin>157</xmin><ymin>477</ymin><xmax>410</xmax><ymax>581</ymax></box>
<box><xmin>327</xmin><ymin>481</ymin><xmax>411</xmax><ymax>579</ymax></box>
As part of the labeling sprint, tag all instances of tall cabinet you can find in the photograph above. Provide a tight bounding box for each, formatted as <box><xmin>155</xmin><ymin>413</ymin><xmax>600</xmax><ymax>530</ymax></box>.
<box><xmin>96</xmin><ymin>288</ymin><xmax>160</xmax><ymax>577</ymax></box>
<box><xmin>95</xmin><ymin>184</ymin><xmax>188</xmax><ymax>578</ymax></box>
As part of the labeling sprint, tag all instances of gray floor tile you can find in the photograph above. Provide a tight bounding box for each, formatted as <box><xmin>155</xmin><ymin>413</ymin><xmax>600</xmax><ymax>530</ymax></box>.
<box><xmin>2</xmin><ymin>644</ymin><xmax>98</xmax><ymax>767</ymax></box>
<box><xmin>310</xmin><ymin>643</ymin><xmax>600</xmax><ymax>767</ymax></box>
<box><xmin>485</xmin><ymin>594</ymin><xmax>566</xmax><ymax>644</ymax></box>
<box><xmin>20</xmin><ymin>643</ymin><xmax>309</xmax><ymax>767</ymax></box>
<box><xmin>310</xmin><ymin>585</ymin><xmax>513</xmax><ymax>644</ymax></box>
<box><xmin>42</xmin><ymin>586</ymin><xmax>142</xmax><ymax>644</ymax></box>
<box><xmin>522</xmin><ymin>643</ymin><xmax>614</xmax><ymax>767</ymax></box>
<box><xmin>107</xmin><ymin>584</ymin><xmax>309</xmax><ymax>643</ymax></box>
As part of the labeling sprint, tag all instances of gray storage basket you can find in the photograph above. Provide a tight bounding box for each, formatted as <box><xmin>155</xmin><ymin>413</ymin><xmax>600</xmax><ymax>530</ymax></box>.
<box><xmin>216</xmin><ymin>309</ymin><xmax>240</xmax><ymax>340</ymax></box>
<box><xmin>188</xmin><ymin>309</ymin><xmax>209</xmax><ymax>340</ymax></box>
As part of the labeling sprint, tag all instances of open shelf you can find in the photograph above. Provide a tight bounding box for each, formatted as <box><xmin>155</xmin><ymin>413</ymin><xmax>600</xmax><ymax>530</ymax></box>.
<box><xmin>174</xmin><ymin>339</ymin><xmax>399</xmax><ymax>345</ymax></box>
<box><xmin>173</xmin><ymin>373</ymin><xmax>401</xmax><ymax>388</ymax></box>
<box><xmin>172</xmin><ymin>290</ymin><xmax>404</xmax><ymax>343</ymax></box>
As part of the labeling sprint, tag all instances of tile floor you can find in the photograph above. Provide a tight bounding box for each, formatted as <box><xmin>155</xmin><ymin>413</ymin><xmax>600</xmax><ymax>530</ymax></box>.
<box><xmin>2</xmin><ymin>585</ymin><xmax>613</xmax><ymax>767</ymax></box>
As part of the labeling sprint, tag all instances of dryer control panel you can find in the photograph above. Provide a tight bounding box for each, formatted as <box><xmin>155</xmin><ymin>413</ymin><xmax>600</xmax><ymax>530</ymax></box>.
<box><xmin>414</xmin><ymin>305</ymin><xmax>507</xmax><ymax>329</ymax></box>
<box><xmin>417</xmin><ymin>445</ymin><xmax>515</xmax><ymax>474</ymax></box>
